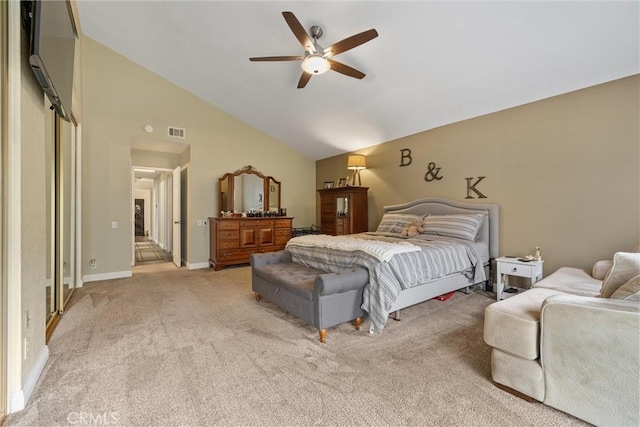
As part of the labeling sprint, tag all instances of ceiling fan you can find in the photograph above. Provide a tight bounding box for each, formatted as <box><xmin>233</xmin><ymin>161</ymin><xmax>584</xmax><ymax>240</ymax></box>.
<box><xmin>250</xmin><ymin>11</ymin><xmax>378</xmax><ymax>89</ymax></box>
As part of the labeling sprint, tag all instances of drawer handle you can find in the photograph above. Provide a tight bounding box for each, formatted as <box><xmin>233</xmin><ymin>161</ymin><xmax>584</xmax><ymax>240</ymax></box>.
<box><xmin>512</xmin><ymin>267</ymin><xmax>517</xmax><ymax>273</ymax></box>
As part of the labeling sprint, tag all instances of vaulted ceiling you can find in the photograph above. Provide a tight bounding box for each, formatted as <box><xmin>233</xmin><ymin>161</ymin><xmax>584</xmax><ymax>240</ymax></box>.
<box><xmin>76</xmin><ymin>1</ymin><xmax>639</xmax><ymax>160</ymax></box>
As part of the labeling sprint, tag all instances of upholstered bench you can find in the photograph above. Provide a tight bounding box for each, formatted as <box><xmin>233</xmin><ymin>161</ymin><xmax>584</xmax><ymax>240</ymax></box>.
<box><xmin>250</xmin><ymin>250</ymin><xmax>369</xmax><ymax>343</ymax></box>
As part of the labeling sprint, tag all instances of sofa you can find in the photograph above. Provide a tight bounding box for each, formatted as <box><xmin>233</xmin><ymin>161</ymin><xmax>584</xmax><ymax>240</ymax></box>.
<box><xmin>484</xmin><ymin>250</ymin><xmax>640</xmax><ymax>426</ymax></box>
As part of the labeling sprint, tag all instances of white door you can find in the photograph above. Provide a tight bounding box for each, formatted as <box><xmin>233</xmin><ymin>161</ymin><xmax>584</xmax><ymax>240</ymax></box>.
<box><xmin>172</xmin><ymin>166</ymin><xmax>181</xmax><ymax>267</ymax></box>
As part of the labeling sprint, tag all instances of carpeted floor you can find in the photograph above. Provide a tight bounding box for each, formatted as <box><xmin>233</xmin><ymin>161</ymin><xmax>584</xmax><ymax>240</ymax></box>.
<box><xmin>6</xmin><ymin>263</ymin><xmax>586</xmax><ymax>426</ymax></box>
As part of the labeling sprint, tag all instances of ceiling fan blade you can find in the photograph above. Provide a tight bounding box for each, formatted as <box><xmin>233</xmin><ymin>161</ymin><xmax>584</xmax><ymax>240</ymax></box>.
<box><xmin>297</xmin><ymin>72</ymin><xmax>312</xmax><ymax>89</ymax></box>
<box><xmin>282</xmin><ymin>11</ymin><xmax>315</xmax><ymax>53</ymax></box>
<box><xmin>327</xmin><ymin>59</ymin><xmax>366</xmax><ymax>79</ymax></box>
<box><xmin>324</xmin><ymin>29</ymin><xmax>378</xmax><ymax>57</ymax></box>
<box><xmin>249</xmin><ymin>56</ymin><xmax>303</xmax><ymax>62</ymax></box>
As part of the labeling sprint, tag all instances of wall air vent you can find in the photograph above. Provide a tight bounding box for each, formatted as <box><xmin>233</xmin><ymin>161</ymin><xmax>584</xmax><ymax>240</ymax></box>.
<box><xmin>168</xmin><ymin>126</ymin><xmax>185</xmax><ymax>139</ymax></box>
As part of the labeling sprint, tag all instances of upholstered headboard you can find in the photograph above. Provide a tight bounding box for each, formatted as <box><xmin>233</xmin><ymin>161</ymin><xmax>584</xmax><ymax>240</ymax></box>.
<box><xmin>382</xmin><ymin>197</ymin><xmax>500</xmax><ymax>260</ymax></box>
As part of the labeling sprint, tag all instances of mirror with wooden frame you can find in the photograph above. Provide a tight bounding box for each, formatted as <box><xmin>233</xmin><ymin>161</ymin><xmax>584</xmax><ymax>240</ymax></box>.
<box><xmin>218</xmin><ymin>166</ymin><xmax>281</xmax><ymax>215</ymax></box>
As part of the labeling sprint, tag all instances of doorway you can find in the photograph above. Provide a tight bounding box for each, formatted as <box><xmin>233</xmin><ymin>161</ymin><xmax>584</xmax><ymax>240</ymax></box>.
<box><xmin>131</xmin><ymin>165</ymin><xmax>183</xmax><ymax>269</ymax></box>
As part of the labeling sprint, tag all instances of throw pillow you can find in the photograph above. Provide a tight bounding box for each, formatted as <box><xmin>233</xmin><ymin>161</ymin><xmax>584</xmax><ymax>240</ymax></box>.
<box><xmin>600</xmin><ymin>252</ymin><xmax>640</xmax><ymax>298</ymax></box>
<box><xmin>376</xmin><ymin>213</ymin><xmax>423</xmax><ymax>235</ymax></box>
<box><xmin>610</xmin><ymin>275</ymin><xmax>640</xmax><ymax>301</ymax></box>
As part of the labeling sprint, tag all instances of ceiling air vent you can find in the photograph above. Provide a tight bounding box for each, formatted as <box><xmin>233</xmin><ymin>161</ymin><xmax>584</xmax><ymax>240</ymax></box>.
<box><xmin>168</xmin><ymin>126</ymin><xmax>185</xmax><ymax>139</ymax></box>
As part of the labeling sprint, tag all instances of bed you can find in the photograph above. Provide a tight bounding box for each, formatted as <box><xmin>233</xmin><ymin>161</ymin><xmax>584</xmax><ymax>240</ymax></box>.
<box><xmin>285</xmin><ymin>197</ymin><xmax>499</xmax><ymax>333</ymax></box>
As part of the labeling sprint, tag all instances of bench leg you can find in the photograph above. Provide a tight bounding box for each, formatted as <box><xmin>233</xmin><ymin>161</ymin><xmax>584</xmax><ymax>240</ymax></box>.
<box><xmin>255</xmin><ymin>292</ymin><xmax>261</xmax><ymax>301</ymax></box>
<box><xmin>319</xmin><ymin>329</ymin><xmax>327</xmax><ymax>344</ymax></box>
<box><xmin>354</xmin><ymin>317</ymin><xmax>362</xmax><ymax>331</ymax></box>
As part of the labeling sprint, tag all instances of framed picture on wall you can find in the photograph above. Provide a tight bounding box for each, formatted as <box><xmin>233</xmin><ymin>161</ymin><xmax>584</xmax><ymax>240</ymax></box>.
<box><xmin>323</xmin><ymin>181</ymin><xmax>334</xmax><ymax>189</ymax></box>
<box><xmin>337</xmin><ymin>177</ymin><xmax>348</xmax><ymax>187</ymax></box>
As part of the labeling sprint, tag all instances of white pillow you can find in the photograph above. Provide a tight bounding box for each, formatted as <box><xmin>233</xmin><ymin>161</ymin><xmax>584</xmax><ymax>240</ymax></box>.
<box><xmin>375</xmin><ymin>213</ymin><xmax>423</xmax><ymax>235</ymax></box>
<box><xmin>600</xmin><ymin>252</ymin><xmax>640</xmax><ymax>298</ymax></box>
<box><xmin>610</xmin><ymin>275</ymin><xmax>640</xmax><ymax>301</ymax></box>
<box><xmin>421</xmin><ymin>213</ymin><xmax>485</xmax><ymax>241</ymax></box>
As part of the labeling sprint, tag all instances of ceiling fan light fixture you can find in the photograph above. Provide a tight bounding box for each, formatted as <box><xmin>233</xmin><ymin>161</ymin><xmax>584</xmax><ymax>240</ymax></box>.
<box><xmin>301</xmin><ymin>54</ymin><xmax>330</xmax><ymax>75</ymax></box>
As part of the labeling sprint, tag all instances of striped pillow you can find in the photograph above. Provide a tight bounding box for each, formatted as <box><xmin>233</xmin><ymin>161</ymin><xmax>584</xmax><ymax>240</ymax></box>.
<box><xmin>376</xmin><ymin>213</ymin><xmax>423</xmax><ymax>235</ymax></box>
<box><xmin>422</xmin><ymin>213</ymin><xmax>485</xmax><ymax>241</ymax></box>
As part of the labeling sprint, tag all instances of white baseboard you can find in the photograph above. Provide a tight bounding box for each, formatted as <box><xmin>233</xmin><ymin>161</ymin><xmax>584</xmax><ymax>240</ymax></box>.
<box><xmin>83</xmin><ymin>270</ymin><xmax>132</xmax><ymax>283</ymax></box>
<box><xmin>9</xmin><ymin>389</ymin><xmax>24</xmax><ymax>414</ymax></box>
<box><xmin>9</xmin><ymin>345</ymin><xmax>49</xmax><ymax>413</ymax></box>
<box><xmin>187</xmin><ymin>262</ymin><xmax>209</xmax><ymax>270</ymax></box>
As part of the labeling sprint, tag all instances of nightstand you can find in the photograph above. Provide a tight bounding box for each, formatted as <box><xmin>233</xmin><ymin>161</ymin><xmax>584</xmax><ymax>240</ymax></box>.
<box><xmin>496</xmin><ymin>256</ymin><xmax>544</xmax><ymax>300</ymax></box>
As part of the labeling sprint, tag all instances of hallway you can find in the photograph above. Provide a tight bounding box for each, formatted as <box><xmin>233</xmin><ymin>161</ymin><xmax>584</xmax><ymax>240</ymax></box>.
<box><xmin>134</xmin><ymin>237</ymin><xmax>173</xmax><ymax>265</ymax></box>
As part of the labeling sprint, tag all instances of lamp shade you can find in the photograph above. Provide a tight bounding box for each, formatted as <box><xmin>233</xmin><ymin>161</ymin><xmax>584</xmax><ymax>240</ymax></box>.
<box><xmin>301</xmin><ymin>54</ymin><xmax>330</xmax><ymax>75</ymax></box>
<box><xmin>347</xmin><ymin>154</ymin><xmax>367</xmax><ymax>170</ymax></box>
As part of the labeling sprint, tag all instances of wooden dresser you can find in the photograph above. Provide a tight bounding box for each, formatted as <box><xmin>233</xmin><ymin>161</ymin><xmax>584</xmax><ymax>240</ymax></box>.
<box><xmin>318</xmin><ymin>187</ymin><xmax>368</xmax><ymax>235</ymax></box>
<box><xmin>208</xmin><ymin>217</ymin><xmax>293</xmax><ymax>270</ymax></box>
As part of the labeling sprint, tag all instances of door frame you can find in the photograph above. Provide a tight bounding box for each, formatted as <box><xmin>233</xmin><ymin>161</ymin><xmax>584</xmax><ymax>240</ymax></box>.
<box><xmin>172</xmin><ymin>166</ymin><xmax>181</xmax><ymax>267</ymax></box>
<box><xmin>130</xmin><ymin>166</ymin><xmax>182</xmax><ymax>267</ymax></box>
<box><xmin>0</xmin><ymin>0</ymin><xmax>7</xmax><ymax>419</ymax></box>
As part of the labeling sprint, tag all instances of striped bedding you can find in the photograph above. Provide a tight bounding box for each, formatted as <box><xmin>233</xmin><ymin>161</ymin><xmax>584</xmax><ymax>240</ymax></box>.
<box><xmin>286</xmin><ymin>233</ymin><xmax>485</xmax><ymax>333</ymax></box>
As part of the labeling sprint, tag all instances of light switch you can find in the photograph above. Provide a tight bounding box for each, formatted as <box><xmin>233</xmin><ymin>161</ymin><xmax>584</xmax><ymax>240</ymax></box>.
<box><xmin>197</xmin><ymin>220</ymin><xmax>203</xmax><ymax>227</ymax></box>
<box><xmin>112</xmin><ymin>221</ymin><xmax>118</xmax><ymax>229</ymax></box>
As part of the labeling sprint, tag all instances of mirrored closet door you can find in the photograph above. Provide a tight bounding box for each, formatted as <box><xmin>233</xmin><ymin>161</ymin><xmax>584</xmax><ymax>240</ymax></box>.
<box><xmin>45</xmin><ymin>107</ymin><xmax>78</xmax><ymax>341</ymax></box>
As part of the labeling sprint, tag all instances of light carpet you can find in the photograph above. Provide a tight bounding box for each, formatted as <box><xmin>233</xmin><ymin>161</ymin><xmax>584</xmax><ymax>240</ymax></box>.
<box><xmin>6</xmin><ymin>263</ymin><xmax>586</xmax><ymax>426</ymax></box>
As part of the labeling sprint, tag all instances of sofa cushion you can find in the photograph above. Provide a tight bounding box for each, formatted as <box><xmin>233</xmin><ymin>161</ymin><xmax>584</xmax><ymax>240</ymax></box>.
<box><xmin>610</xmin><ymin>275</ymin><xmax>640</xmax><ymax>301</ymax></box>
<box><xmin>532</xmin><ymin>267</ymin><xmax>602</xmax><ymax>297</ymax></box>
<box><xmin>592</xmin><ymin>260</ymin><xmax>614</xmax><ymax>281</ymax></box>
<box><xmin>600</xmin><ymin>252</ymin><xmax>640</xmax><ymax>298</ymax></box>
<box><xmin>484</xmin><ymin>288</ymin><xmax>567</xmax><ymax>360</ymax></box>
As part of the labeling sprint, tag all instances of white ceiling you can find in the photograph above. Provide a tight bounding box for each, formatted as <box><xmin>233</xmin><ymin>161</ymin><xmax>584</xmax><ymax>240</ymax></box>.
<box><xmin>76</xmin><ymin>1</ymin><xmax>639</xmax><ymax>160</ymax></box>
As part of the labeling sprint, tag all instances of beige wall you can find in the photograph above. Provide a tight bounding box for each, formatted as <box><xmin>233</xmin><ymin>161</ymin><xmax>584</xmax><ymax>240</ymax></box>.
<box><xmin>13</xmin><ymin>7</ymin><xmax>48</xmax><ymax>403</ymax></box>
<box><xmin>81</xmin><ymin>36</ymin><xmax>316</xmax><ymax>275</ymax></box>
<box><xmin>131</xmin><ymin>149</ymin><xmax>180</xmax><ymax>170</ymax></box>
<box><xmin>20</xmin><ymin>52</ymin><xmax>47</xmax><ymax>387</ymax></box>
<box><xmin>317</xmin><ymin>75</ymin><xmax>640</xmax><ymax>274</ymax></box>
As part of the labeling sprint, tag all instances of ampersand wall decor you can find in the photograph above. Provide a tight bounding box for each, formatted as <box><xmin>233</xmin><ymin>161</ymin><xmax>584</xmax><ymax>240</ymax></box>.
<box><xmin>424</xmin><ymin>162</ymin><xmax>443</xmax><ymax>182</ymax></box>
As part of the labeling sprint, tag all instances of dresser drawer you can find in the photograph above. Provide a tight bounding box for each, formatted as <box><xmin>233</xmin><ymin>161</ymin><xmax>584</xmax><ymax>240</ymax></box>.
<box><xmin>218</xmin><ymin>249</ymin><xmax>255</xmax><ymax>262</ymax></box>
<box><xmin>322</xmin><ymin>225</ymin><xmax>336</xmax><ymax>235</ymax></box>
<box><xmin>275</xmin><ymin>236</ymin><xmax>290</xmax><ymax>245</ymax></box>
<box><xmin>241</xmin><ymin>219</ymin><xmax>274</xmax><ymax>227</ymax></box>
<box><xmin>498</xmin><ymin>262</ymin><xmax>535</xmax><ymax>278</ymax></box>
<box><xmin>218</xmin><ymin>240</ymin><xmax>239</xmax><ymax>250</ymax></box>
<box><xmin>218</xmin><ymin>230</ymin><xmax>239</xmax><ymax>240</ymax></box>
<box><xmin>275</xmin><ymin>228</ymin><xmax>291</xmax><ymax>238</ymax></box>
<box><xmin>259</xmin><ymin>245</ymin><xmax>286</xmax><ymax>253</ymax></box>
<box><xmin>274</xmin><ymin>219</ymin><xmax>292</xmax><ymax>228</ymax></box>
<box><xmin>321</xmin><ymin>206</ymin><xmax>335</xmax><ymax>214</ymax></box>
<box><xmin>218</xmin><ymin>220</ymin><xmax>239</xmax><ymax>230</ymax></box>
<box><xmin>321</xmin><ymin>213</ymin><xmax>336</xmax><ymax>222</ymax></box>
